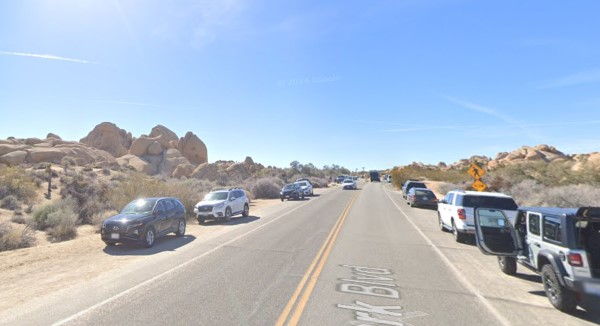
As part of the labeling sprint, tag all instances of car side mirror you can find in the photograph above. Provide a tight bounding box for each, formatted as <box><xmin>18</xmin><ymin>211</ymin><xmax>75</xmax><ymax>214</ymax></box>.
<box><xmin>438</xmin><ymin>199</ymin><xmax>446</xmax><ymax>204</ymax></box>
<box><xmin>230</xmin><ymin>197</ymin><xmax>236</xmax><ymax>201</ymax></box>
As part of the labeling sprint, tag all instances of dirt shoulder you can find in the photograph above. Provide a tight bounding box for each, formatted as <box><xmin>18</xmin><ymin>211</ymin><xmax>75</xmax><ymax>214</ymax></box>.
<box><xmin>0</xmin><ymin>197</ymin><xmax>282</xmax><ymax>313</ymax></box>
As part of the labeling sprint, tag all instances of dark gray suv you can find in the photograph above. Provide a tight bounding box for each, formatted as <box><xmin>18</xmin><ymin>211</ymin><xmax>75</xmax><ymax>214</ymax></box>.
<box><xmin>101</xmin><ymin>197</ymin><xmax>186</xmax><ymax>248</ymax></box>
<box><xmin>474</xmin><ymin>206</ymin><xmax>600</xmax><ymax>312</ymax></box>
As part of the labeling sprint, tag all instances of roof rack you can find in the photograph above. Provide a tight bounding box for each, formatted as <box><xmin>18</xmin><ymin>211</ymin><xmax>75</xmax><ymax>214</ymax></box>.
<box><xmin>210</xmin><ymin>187</ymin><xmax>244</xmax><ymax>192</ymax></box>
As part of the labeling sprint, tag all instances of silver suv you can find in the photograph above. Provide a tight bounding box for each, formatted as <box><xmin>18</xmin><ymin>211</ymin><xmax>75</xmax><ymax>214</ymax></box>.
<box><xmin>194</xmin><ymin>187</ymin><xmax>250</xmax><ymax>224</ymax></box>
<box><xmin>438</xmin><ymin>190</ymin><xmax>518</xmax><ymax>243</ymax></box>
<box><xmin>474</xmin><ymin>207</ymin><xmax>600</xmax><ymax>312</ymax></box>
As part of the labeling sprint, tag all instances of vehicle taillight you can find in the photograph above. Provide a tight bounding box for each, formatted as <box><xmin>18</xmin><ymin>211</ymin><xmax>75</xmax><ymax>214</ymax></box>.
<box><xmin>457</xmin><ymin>209</ymin><xmax>466</xmax><ymax>220</ymax></box>
<box><xmin>568</xmin><ymin>253</ymin><xmax>584</xmax><ymax>267</ymax></box>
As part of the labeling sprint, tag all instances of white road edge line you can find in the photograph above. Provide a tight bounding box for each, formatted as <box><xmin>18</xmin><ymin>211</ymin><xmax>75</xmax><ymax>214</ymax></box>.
<box><xmin>383</xmin><ymin>187</ymin><xmax>511</xmax><ymax>326</ymax></box>
<box><xmin>53</xmin><ymin>194</ymin><xmax>325</xmax><ymax>326</ymax></box>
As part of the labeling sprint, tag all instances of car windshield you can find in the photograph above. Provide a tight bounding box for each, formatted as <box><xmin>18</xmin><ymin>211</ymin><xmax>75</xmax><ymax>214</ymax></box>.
<box><xmin>297</xmin><ymin>182</ymin><xmax>307</xmax><ymax>187</ymax></box>
<box><xmin>343</xmin><ymin>180</ymin><xmax>353</xmax><ymax>183</ymax></box>
<box><xmin>121</xmin><ymin>199</ymin><xmax>157</xmax><ymax>214</ymax></box>
<box><xmin>203</xmin><ymin>192</ymin><xmax>228</xmax><ymax>201</ymax></box>
<box><xmin>284</xmin><ymin>184</ymin><xmax>295</xmax><ymax>190</ymax></box>
<box><xmin>463</xmin><ymin>196</ymin><xmax>518</xmax><ymax>210</ymax></box>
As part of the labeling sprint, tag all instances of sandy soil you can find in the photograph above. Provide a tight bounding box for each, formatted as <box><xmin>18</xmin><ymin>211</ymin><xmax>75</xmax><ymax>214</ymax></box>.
<box><xmin>0</xmin><ymin>197</ymin><xmax>282</xmax><ymax>313</ymax></box>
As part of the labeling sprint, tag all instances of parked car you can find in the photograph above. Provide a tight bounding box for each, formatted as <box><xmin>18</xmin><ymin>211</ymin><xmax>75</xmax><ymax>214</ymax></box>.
<box><xmin>335</xmin><ymin>175</ymin><xmax>349</xmax><ymax>183</ymax></box>
<box><xmin>280</xmin><ymin>183</ymin><xmax>304</xmax><ymax>201</ymax></box>
<box><xmin>406</xmin><ymin>188</ymin><xmax>438</xmax><ymax>209</ymax></box>
<box><xmin>474</xmin><ymin>206</ymin><xmax>600</xmax><ymax>313</ymax></box>
<box><xmin>342</xmin><ymin>178</ymin><xmax>357</xmax><ymax>190</ymax></box>
<box><xmin>438</xmin><ymin>190</ymin><xmax>518</xmax><ymax>243</ymax></box>
<box><xmin>402</xmin><ymin>180</ymin><xmax>427</xmax><ymax>199</ymax></box>
<box><xmin>101</xmin><ymin>197</ymin><xmax>186</xmax><ymax>248</ymax></box>
<box><xmin>194</xmin><ymin>187</ymin><xmax>250</xmax><ymax>224</ymax></box>
<box><xmin>295</xmin><ymin>180</ymin><xmax>314</xmax><ymax>196</ymax></box>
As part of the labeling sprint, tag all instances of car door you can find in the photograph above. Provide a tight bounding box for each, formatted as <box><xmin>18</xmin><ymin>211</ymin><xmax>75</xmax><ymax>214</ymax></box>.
<box><xmin>526</xmin><ymin>212</ymin><xmax>542</xmax><ymax>266</ymax></box>
<box><xmin>232</xmin><ymin>190</ymin><xmax>243</xmax><ymax>214</ymax></box>
<box><xmin>474</xmin><ymin>208</ymin><xmax>521</xmax><ymax>257</ymax></box>
<box><xmin>439</xmin><ymin>192</ymin><xmax>454</xmax><ymax>227</ymax></box>
<box><xmin>164</xmin><ymin>199</ymin><xmax>177</xmax><ymax>230</ymax></box>
<box><xmin>153</xmin><ymin>200</ymin><xmax>168</xmax><ymax>234</ymax></box>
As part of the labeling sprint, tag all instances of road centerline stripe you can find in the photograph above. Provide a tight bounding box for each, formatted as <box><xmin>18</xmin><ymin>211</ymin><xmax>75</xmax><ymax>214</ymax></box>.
<box><xmin>276</xmin><ymin>193</ymin><xmax>358</xmax><ymax>326</ymax></box>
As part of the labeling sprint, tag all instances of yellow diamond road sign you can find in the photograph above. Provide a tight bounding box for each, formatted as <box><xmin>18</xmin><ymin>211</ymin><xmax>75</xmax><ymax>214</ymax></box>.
<box><xmin>472</xmin><ymin>179</ymin><xmax>487</xmax><ymax>192</ymax></box>
<box><xmin>467</xmin><ymin>163</ymin><xmax>485</xmax><ymax>179</ymax></box>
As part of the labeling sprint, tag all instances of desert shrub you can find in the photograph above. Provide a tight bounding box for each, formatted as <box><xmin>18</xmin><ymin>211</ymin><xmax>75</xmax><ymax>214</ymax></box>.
<box><xmin>46</xmin><ymin>202</ymin><xmax>78</xmax><ymax>242</ymax></box>
<box><xmin>1</xmin><ymin>195</ymin><xmax>21</xmax><ymax>210</ymax></box>
<box><xmin>432</xmin><ymin>182</ymin><xmax>465</xmax><ymax>196</ymax></box>
<box><xmin>107</xmin><ymin>172</ymin><xmax>168</xmax><ymax>211</ymax></box>
<box><xmin>102</xmin><ymin>168</ymin><xmax>111</xmax><ymax>176</ymax></box>
<box><xmin>505</xmin><ymin>180</ymin><xmax>600</xmax><ymax>207</ymax></box>
<box><xmin>60</xmin><ymin>172</ymin><xmax>110</xmax><ymax>224</ymax></box>
<box><xmin>164</xmin><ymin>178</ymin><xmax>217</xmax><ymax>216</ymax></box>
<box><xmin>82</xmin><ymin>164</ymin><xmax>94</xmax><ymax>172</ymax></box>
<box><xmin>309</xmin><ymin>177</ymin><xmax>329</xmax><ymax>188</ymax></box>
<box><xmin>0</xmin><ymin>222</ymin><xmax>36</xmax><ymax>252</ymax></box>
<box><xmin>32</xmin><ymin>202</ymin><xmax>54</xmax><ymax>230</ymax></box>
<box><xmin>248</xmin><ymin>178</ymin><xmax>283</xmax><ymax>199</ymax></box>
<box><xmin>11</xmin><ymin>213</ymin><xmax>27</xmax><ymax>225</ymax></box>
<box><xmin>0</xmin><ymin>166</ymin><xmax>39</xmax><ymax>204</ymax></box>
<box><xmin>390</xmin><ymin>165</ymin><xmax>469</xmax><ymax>190</ymax></box>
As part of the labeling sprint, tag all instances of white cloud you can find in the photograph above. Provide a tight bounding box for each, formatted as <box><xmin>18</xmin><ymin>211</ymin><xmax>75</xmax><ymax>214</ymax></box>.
<box><xmin>537</xmin><ymin>69</ymin><xmax>600</xmax><ymax>89</ymax></box>
<box><xmin>0</xmin><ymin>51</ymin><xmax>99</xmax><ymax>64</ymax></box>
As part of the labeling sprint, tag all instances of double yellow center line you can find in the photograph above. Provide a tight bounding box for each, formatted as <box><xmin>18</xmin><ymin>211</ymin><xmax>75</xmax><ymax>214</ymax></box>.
<box><xmin>276</xmin><ymin>193</ymin><xmax>358</xmax><ymax>326</ymax></box>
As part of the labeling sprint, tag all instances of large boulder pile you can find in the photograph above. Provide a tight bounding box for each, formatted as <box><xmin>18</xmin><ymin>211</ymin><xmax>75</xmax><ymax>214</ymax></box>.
<box><xmin>488</xmin><ymin>145</ymin><xmax>568</xmax><ymax>169</ymax></box>
<box><xmin>0</xmin><ymin>137</ymin><xmax>116</xmax><ymax>166</ymax></box>
<box><xmin>80</xmin><ymin>122</ymin><xmax>133</xmax><ymax>157</ymax></box>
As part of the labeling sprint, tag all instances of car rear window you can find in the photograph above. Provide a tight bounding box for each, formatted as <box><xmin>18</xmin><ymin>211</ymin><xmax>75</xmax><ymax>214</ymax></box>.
<box><xmin>462</xmin><ymin>196</ymin><xmax>518</xmax><ymax>210</ymax></box>
<box><xmin>409</xmin><ymin>182</ymin><xmax>426</xmax><ymax>189</ymax></box>
<box><xmin>415</xmin><ymin>190</ymin><xmax>433</xmax><ymax>196</ymax></box>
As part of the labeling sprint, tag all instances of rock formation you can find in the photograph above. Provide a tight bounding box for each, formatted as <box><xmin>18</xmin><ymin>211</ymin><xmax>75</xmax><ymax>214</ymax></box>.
<box><xmin>80</xmin><ymin>122</ymin><xmax>132</xmax><ymax>157</ymax></box>
<box><xmin>178</xmin><ymin>132</ymin><xmax>208</xmax><ymax>165</ymax></box>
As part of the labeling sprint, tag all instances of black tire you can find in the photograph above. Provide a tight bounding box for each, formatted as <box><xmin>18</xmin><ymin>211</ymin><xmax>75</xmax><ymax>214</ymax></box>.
<box><xmin>452</xmin><ymin>220</ymin><xmax>466</xmax><ymax>243</ymax></box>
<box><xmin>541</xmin><ymin>264</ymin><xmax>578</xmax><ymax>312</ymax></box>
<box><xmin>198</xmin><ymin>215</ymin><xmax>206</xmax><ymax>224</ymax></box>
<box><xmin>498</xmin><ymin>256</ymin><xmax>517</xmax><ymax>275</ymax></box>
<box><xmin>105</xmin><ymin>242</ymin><xmax>116</xmax><ymax>246</ymax></box>
<box><xmin>242</xmin><ymin>204</ymin><xmax>249</xmax><ymax>217</ymax></box>
<box><xmin>310</xmin><ymin>190</ymin><xmax>314</xmax><ymax>196</ymax></box>
<box><xmin>175</xmin><ymin>219</ymin><xmax>186</xmax><ymax>237</ymax></box>
<box><xmin>144</xmin><ymin>227</ymin><xmax>156</xmax><ymax>248</ymax></box>
<box><xmin>224</xmin><ymin>208</ymin><xmax>232</xmax><ymax>222</ymax></box>
<box><xmin>281</xmin><ymin>197</ymin><xmax>284</xmax><ymax>202</ymax></box>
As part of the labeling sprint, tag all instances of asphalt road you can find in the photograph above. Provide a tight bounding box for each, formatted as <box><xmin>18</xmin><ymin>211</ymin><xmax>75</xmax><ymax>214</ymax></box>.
<box><xmin>4</xmin><ymin>182</ymin><xmax>600</xmax><ymax>325</ymax></box>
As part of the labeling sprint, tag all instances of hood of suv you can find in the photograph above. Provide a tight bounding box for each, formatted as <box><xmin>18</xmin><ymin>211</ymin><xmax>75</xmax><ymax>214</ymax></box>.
<box><xmin>104</xmin><ymin>213</ymin><xmax>149</xmax><ymax>224</ymax></box>
<box><xmin>197</xmin><ymin>200</ymin><xmax>227</xmax><ymax>206</ymax></box>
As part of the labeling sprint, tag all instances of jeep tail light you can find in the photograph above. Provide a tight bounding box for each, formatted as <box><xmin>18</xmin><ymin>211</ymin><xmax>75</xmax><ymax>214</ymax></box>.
<box><xmin>457</xmin><ymin>209</ymin><xmax>466</xmax><ymax>220</ymax></box>
<box><xmin>568</xmin><ymin>253</ymin><xmax>583</xmax><ymax>267</ymax></box>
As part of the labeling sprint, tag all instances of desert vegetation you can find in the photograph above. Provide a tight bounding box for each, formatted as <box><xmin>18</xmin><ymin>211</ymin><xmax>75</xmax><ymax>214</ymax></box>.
<box><xmin>0</xmin><ymin>160</ymin><xmax>347</xmax><ymax>251</ymax></box>
<box><xmin>390</xmin><ymin>160</ymin><xmax>600</xmax><ymax>207</ymax></box>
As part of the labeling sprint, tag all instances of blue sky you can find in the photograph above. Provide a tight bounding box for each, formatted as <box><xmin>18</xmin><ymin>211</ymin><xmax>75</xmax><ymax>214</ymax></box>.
<box><xmin>2</xmin><ymin>0</ymin><xmax>600</xmax><ymax>171</ymax></box>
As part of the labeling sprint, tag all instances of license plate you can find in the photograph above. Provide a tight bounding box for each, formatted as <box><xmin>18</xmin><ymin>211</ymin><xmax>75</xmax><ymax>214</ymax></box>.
<box><xmin>111</xmin><ymin>233</ymin><xmax>120</xmax><ymax>240</ymax></box>
<box><xmin>584</xmin><ymin>283</ymin><xmax>600</xmax><ymax>296</ymax></box>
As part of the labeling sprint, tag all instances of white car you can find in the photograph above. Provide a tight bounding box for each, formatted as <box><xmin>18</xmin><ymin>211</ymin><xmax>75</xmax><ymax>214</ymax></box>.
<box><xmin>342</xmin><ymin>178</ymin><xmax>357</xmax><ymax>190</ymax></box>
<box><xmin>194</xmin><ymin>188</ymin><xmax>249</xmax><ymax>224</ymax></box>
<box><xmin>295</xmin><ymin>180</ymin><xmax>313</xmax><ymax>196</ymax></box>
<box><xmin>437</xmin><ymin>190</ymin><xmax>518</xmax><ymax>243</ymax></box>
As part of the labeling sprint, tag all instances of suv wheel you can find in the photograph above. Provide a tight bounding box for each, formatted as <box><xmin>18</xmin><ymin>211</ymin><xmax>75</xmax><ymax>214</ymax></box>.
<box><xmin>144</xmin><ymin>227</ymin><xmax>156</xmax><ymax>248</ymax></box>
<box><xmin>452</xmin><ymin>220</ymin><xmax>466</xmax><ymax>243</ymax></box>
<box><xmin>242</xmin><ymin>204</ymin><xmax>249</xmax><ymax>217</ymax></box>
<box><xmin>224</xmin><ymin>207</ymin><xmax>232</xmax><ymax>222</ymax></box>
<box><xmin>541</xmin><ymin>264</ymin><xmax>578</xmax><ymax>312</ymax></box>
<box><xmin>198</xmin><ymin>215</ymin><xmax>206</xmax><ymax>225</ymax></box>
<box><xmin>498</xmin><ymin>256</ymin><xmax>517</xmax><ymax>275</ymax></box>
<box><xmin>175</xmin><ymin>219</ymin><xmax>186</xmax><ymax>237</ymax></box>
